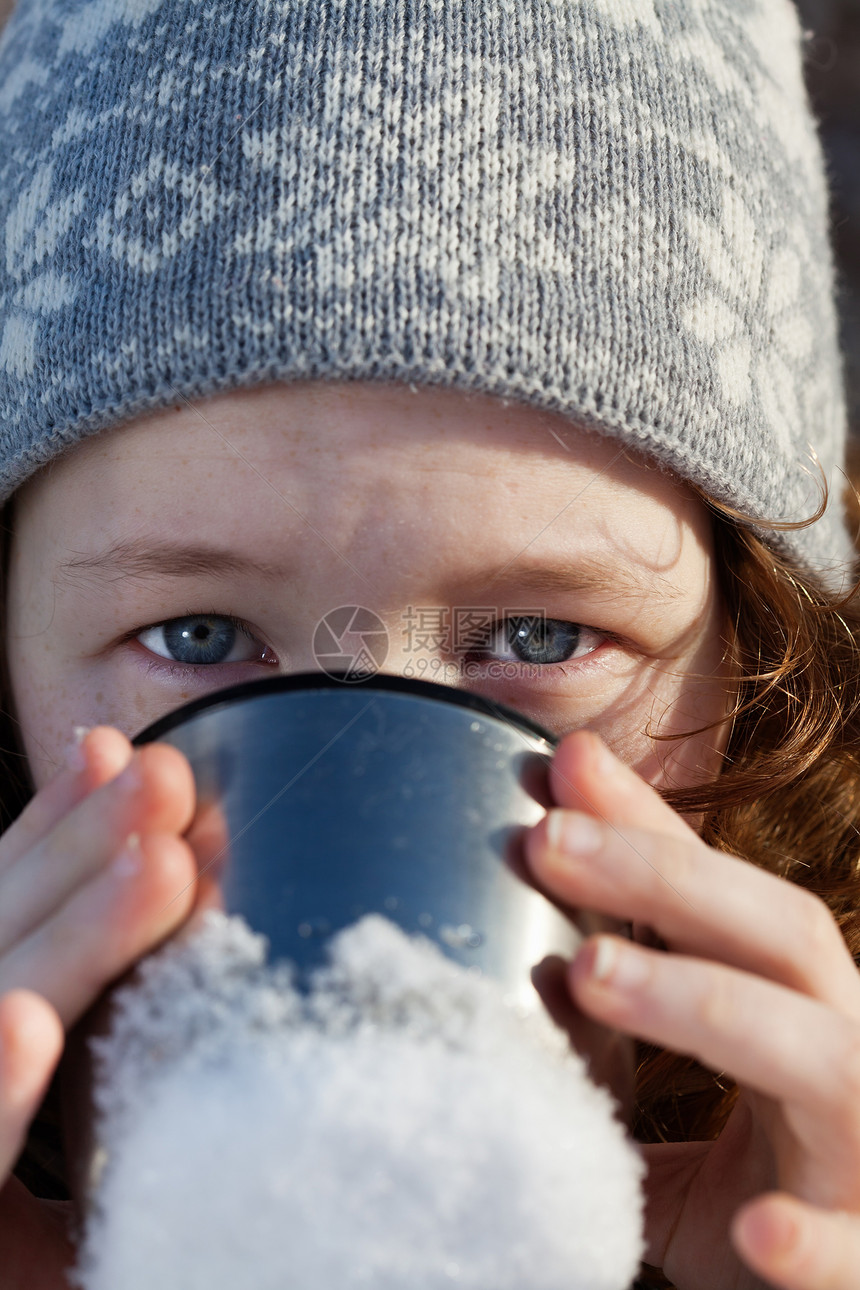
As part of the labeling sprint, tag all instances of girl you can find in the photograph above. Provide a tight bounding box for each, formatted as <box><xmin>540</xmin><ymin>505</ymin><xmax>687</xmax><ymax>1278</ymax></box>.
<box><xmin>0</xmin><ymin>1</ymin><xmax>858</xmax><ymax>1287</ymax></box>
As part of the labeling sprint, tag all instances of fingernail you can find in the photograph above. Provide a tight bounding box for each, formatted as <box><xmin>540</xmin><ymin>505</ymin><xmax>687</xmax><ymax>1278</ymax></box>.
<box><xmin>736</xmin><ymin>1201</ymin><xmax>802</xmax><ymax>1263</ymax></box>
<box><xmin>581</xmin><ymin>937</ymin><xmax>649</xmax><ymax>990</ymax></box>
<box><xmin>762</xmin><ymin>1207</ymin><xmax>801</xmax><ymax>1257</ymax></box>
<box><xmin>114</xmin><ymin>755</ymin><xmax>141</xmax><ymax>794</ymax></box>
<box><xmin>547</xmin><ymin>809</ymin><xmax>603</xmax><ymax>855</ymax></box>
<box><xmin>64</xmin><ymin>725</ymin><xmax>91</xmax><ymax>773</ymax></box>
<box><xmin>112</xmin><ymin>832</ymin><xmax>142</xmax><ymax>879</ymax></box>
<box><xmin>592</xmin><ymin>736</ymin><xmax>620</xmax><ymax>775</ymax></box>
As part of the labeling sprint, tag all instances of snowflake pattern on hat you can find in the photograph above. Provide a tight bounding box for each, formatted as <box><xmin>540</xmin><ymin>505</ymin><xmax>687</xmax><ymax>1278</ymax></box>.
<box><xmin>0</xmin><ymin>0</ymin><xmax>851</xmax><ymax>586</ymax></box>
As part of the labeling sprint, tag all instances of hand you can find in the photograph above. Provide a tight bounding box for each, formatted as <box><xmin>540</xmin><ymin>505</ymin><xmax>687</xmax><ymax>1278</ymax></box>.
<box><xmin>0</xmin><ymin>726</ymin><xmax>198</xmax><ymax>1289</ymax></box>
<box><xmin>524</xmin><ymin>730</ymin><xmax>860</xmax><ymax>1290</ymax></box>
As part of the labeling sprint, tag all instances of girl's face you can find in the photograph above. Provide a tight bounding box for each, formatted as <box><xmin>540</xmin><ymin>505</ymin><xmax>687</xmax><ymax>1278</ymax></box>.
<box><xmin>5</xmin><ymin>381</ymin><xmax>731</xmax><ymax>796</ymax></box>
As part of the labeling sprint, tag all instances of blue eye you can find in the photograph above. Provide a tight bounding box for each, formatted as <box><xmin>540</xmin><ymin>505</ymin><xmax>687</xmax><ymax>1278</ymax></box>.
<box><xmin>137</xmin><ymin>615</ymin><xmax>270</xmax><ymax>667</ymax></box>
<box><xmin>480</xmin><ymin>616</ymin><xmax>604</xmax><ymax>666</ymax></box>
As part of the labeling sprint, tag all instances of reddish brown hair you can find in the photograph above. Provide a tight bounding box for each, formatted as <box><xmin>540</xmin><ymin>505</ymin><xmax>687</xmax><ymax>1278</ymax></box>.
<box><xmin>631</xmin><ymin>475</ymin><xmax>860</xmax><ymax>1286</ymax></box>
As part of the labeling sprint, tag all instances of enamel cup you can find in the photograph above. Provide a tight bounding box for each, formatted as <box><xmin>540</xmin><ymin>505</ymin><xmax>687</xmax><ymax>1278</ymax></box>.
<box><xmin>62</xmin><ymin>672</ymin><xmax>629</xmax><ymax>1212</ymax></box>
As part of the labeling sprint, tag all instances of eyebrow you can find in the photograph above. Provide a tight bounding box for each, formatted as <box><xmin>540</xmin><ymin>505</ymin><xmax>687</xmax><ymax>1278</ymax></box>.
<box><xmin>58</xmin><ymin>539</ymin><xmax>684</xmax><ymax>603</ymax></box>
<box><xmin>480</xmin><ymin>556</ymin><xmax>684</xmax><ymax>603</ymax></box>
<box><xmin>59</xmin><ymin>540</ymin><xmax>287</xmax><ymax>584</ymax></box>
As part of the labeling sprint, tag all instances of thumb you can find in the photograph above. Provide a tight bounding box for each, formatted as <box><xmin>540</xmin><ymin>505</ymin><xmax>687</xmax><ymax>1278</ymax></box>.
<box><xmin>0</xmin><ymin>989</ymin><xmax>63</xmax><ymax>1176</ymax></box>
<box><xmin>732</xmin><ymin>1192</ymin><xmax>860</xmax><ymax>1290</ymax></box>
<box><xmin>0</xmin><ymin>990</ymin><xmax>75</xmax><ymax>1289</ymax></box>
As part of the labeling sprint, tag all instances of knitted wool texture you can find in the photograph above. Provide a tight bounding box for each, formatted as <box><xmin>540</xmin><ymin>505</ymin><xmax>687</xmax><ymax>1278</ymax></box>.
<box><xmin>0</xmin><ymin>0</ymin><xmax>852</xmax><ymax>587</ymax></box>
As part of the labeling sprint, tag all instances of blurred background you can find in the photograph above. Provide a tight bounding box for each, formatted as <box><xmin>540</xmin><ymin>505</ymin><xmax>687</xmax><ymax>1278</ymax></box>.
<box><xmin>0</xmin><ymin>0</ymin><xmax>856</xmax><ymax>437</ymax></box>
<box><xmin>795</xmin><ymin>0</ymin><xmax>860</xmax><ymax>451</ymax></box>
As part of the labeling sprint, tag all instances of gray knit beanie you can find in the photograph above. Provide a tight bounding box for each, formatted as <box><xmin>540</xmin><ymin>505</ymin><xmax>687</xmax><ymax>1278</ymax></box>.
<box><xmin>0</xmin><ymin>0</ymin><xmax>852</xmax><ymax>589</ymax></box>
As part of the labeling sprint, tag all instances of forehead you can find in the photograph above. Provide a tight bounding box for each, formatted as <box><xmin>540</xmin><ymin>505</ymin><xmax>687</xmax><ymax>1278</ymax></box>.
<box><xmin>10</xmin><ymin>381</ymin><xmax>717</xmax><ymax>618</ymax></box>
<box><xmin>10</xmin><ymin>383</ymin><xmax>716</xmax><ymax>627</ymax></box>
<box><xmin>17</xmin><ymin>379</ymin><xmax>697</xmax><ymax>518</ymax></box>
<box><xmin>10</xmin><ymin>381</ymin><xmax>716</xmax><ymax>629</ymax></box>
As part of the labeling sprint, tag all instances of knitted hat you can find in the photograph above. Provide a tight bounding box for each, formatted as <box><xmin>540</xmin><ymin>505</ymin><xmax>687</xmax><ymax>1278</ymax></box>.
<box><xmin>0</xmin><ymin>0</ymin><xmax>852</xmax><ymax>589</ymax></box>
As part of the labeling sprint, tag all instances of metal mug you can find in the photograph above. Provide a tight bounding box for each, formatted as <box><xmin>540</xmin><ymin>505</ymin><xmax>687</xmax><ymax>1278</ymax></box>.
<box><xmin>61</xmin><ymin>672</ymin><xmax>631</xmax><ymax>1215</ymax></box>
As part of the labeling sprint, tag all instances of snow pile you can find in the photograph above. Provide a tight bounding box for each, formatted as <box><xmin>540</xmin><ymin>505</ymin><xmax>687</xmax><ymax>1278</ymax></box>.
<box><xmin>69</xmin><ymin>912</ymin><xmax>644</xmax><ymax>1290</ymax></box>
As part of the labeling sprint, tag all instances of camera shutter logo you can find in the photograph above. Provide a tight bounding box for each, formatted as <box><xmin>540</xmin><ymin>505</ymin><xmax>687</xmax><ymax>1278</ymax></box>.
<box><xmin>312</xmin><ymin>606</ymin><xmax>389</xmax><ymax>682</ymax></box>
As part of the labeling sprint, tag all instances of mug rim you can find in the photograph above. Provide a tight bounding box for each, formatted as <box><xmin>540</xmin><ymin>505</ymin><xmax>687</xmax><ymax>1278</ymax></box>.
<box><xmin>131</xmin><ymin>670</ymin><xmax>559</xmax><ymax>749</ymax></box>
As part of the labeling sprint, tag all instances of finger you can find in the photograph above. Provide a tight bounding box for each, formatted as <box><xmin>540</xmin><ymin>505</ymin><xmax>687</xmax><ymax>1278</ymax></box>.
<box><xmin>0</xmin><ymin>990</ymin><xmax>63</xmax><ymax>1180</ymax></box>
<box><xmin>0</xmin><ymin>726</ymin><xmax>134</xmax><ymax>876</ymax></box>
<box><xmin>570</xmin><ymin>935</ymin><xmax>860</xmax><ymax>1193</ymax></box>
<box><xmin>0</xmin><ymin>741</ymin><xmax>196</xmax><ymax>952</ymax></box>
<box><xmin>524</xmin><ymin>810</ymin><xmax>860</xmax><ymax>1009</ymax></box>
<box><xmin>530</xmin><ymin>954</ymin><xmax>635</xmax><ymax>1114</ymax></box>
<box><xmin>544</xmin><ymin>730</ymin><xmax>696</xmax><ymax>948</ymax></box>
<box><xmin>732</xmin><ymin>1193</ymin><xmax>860</xmax><ymax>1290</ymax></box>
<box><xmin>547</xmin><ymin>730</ymin><xmax>696</xmax><ymax>843</ymax></box>
<box><xmin>0</xmin><ymin>832</ymin><xmax>199</xmax><ymax>1031</ymax></box>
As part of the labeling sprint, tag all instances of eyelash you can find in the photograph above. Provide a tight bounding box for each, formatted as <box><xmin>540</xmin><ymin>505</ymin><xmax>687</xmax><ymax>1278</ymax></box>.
<box><xmin>465</xmin><ymin>618</ymin><xmax>607</xmax><ymax>667</ymax></box>
<box><xmin>126</xmin><ymin>611</ymin><xmax>616</xmax><ymax>679</ymax></box>
<box><xmin>126</xmin><ymin>611</ymin><xmax>274</xmax><ymax>680</ymax></box>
